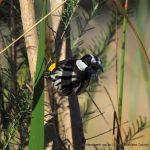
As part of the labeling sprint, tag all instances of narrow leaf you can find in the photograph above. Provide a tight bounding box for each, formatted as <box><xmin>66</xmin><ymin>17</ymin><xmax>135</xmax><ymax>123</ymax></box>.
<box><xmin>29</xmin><ymin>1</ymin><xmax>46</xmax><ymax>149</ymax></box>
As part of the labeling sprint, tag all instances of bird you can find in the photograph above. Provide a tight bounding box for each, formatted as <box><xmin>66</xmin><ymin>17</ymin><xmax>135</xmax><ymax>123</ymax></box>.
<box><xmin>46</xmin><ymin>54</ymin><xmax>103</xmax><ymax>96</ymax></box>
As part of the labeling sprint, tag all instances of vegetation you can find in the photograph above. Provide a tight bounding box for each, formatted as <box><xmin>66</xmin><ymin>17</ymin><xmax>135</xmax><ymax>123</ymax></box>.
<box><xmin>0</xmin><ymin>0</ymin><xmax>149</xmax><ymax>150</ymax></box>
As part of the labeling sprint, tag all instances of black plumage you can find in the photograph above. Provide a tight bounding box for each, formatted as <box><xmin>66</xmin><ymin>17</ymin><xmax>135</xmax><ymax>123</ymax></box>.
<box><xmin>47</xmin><ymin>54</ymin><xmax>103</xmax><ymax>96</ymax></box>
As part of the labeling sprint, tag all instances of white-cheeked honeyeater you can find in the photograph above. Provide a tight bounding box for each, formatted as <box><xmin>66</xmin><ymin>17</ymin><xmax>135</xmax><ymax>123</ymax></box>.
<box><xmin>46</xmin><ymin>54</ymin><xmax>103</xmax><ymax>96</ymax></box>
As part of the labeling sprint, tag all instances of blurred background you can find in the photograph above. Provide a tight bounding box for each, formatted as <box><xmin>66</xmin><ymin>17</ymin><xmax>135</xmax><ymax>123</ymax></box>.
<box><xmin>76</xmin><ymin>1</ymin><xmax>150</xmax><ymax>150</ymax></box>
<box><xmin>0</xmin><ymin>0</ymin><xmax>150</xmax><ymax>149</ymax></box>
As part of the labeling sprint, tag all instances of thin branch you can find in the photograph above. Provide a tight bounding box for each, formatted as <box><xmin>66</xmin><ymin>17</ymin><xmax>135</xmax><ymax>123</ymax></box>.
<box><xmin>102</xmin><ymin>85</ymin><xmax>124</xmax><ymax>149</ymax></box>
<box><xmin>86</xmin><ymin>121</ymin><xmax>128</xmax><ymax>140</ymax></box>
<box><xmin>115</xmin><ymin>9</ymin><xmax>119</xmax><ymax>103</ymax></box>
<box><xmin>86</xmin><ymin>91</ymin><xmax>110</xmax><ymax>129</ymax></box>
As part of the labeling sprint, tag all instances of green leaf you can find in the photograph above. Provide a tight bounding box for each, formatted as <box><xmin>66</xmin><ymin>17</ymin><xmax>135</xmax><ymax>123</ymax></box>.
<box><xmin>29</xmin><ymin>0</ymin><xmax>46</xmax><ymax>149</ymax></box>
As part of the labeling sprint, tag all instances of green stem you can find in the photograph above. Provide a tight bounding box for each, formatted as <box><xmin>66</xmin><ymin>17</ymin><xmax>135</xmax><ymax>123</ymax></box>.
<box><xmin>118</xmin><ymin>3</ymin><xmax>128</xmax><ymax>123</ymax></box>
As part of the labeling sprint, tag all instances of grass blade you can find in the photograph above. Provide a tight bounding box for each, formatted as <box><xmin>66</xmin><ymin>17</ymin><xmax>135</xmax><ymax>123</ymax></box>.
<box><xmin>29</xmin><ymin>1</ymin><xmax>46</xmax><ymax>149</ymax></box>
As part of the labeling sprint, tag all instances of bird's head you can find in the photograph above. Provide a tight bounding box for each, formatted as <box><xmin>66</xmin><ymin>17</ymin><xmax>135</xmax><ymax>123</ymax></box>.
<box><xmin>79</xmin><ymin>54</ymin><xmax>103</xmax><ymax>74</ymax></box>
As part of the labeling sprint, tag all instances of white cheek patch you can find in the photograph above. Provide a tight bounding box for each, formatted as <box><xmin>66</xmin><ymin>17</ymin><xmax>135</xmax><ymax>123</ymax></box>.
<box><xmin>76</xmin><ymin>60</ymin><xmax>88</xmax><ymax>71</ymax></box>
<box><xmin>98</xmin><ymin>60</ymin><xmax>102</xmax><ymax>65</ymax></box>
<box><xmin>90</xmin><ymin>54</ymin><xmax>97</xmax><ymax>63</ymax></box>
<box><xmin>90</xmin><ymin>55</ymin><xmax>102</xmax><ymax>66</ymax></box>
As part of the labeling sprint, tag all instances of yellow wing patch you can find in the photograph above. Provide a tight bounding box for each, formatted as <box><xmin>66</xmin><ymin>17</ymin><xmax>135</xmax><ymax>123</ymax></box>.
<box><xmin>48</xmin><ymin>63</ymin><xmax>56</xmax><ymax>72</ymax></box>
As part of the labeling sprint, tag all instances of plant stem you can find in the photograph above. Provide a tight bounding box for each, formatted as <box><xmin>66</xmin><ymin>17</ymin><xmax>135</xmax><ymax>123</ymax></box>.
<box><xmin>115</xmin><ymin>8</ymin><xmax>119</xmax><ymax>109</ymax></box>
<box><xmin>118</xmin><ymin>0</ymin><xmax>128</xmax><ymax>123</ymax></box>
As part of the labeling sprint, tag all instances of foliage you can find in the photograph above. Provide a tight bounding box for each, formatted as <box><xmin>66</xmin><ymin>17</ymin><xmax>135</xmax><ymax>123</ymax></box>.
<box><xmin>0</xmin><ymin>0</ymin><xmax>32</xmax><ymax>149</ymax></box>
<box><xmin>123</xmin><ymin>116</ymin><xmax>150</xmax><ymax>144</ymax></box>
<box><xmin>0</xmin><ymin>0</ymin><xmax>150</xmax><ymax>149</ymax></box>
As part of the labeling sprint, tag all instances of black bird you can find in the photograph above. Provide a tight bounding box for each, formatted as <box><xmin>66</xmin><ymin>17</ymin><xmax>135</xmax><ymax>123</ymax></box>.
<box><xmin>47</xmin><ymin>54</ymin><xmax>103</xmax><ymax>96</ymax></box>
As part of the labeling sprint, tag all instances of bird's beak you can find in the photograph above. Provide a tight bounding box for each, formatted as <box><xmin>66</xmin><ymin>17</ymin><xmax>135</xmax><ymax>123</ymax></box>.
<box><xmin>94</xmin><ymin>62</ymin><xmax>103</xmax><ymax>73</ymax></box>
